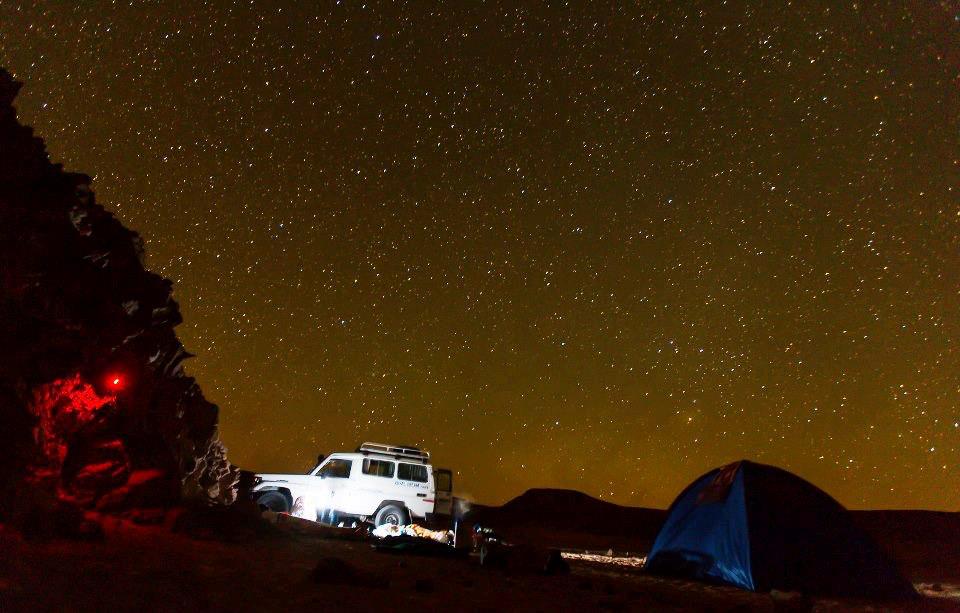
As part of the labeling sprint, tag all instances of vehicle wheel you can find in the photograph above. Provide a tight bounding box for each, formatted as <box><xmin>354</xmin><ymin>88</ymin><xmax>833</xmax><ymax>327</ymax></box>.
<box><xmin>374</xmin><ymin>504</ymin><xmax>409</xmax><ymax>527</ymax></box>
<box><xmin>256</xmin><ymin>490</ymin><xmax>290</xmax><ymax>513</ymax></box>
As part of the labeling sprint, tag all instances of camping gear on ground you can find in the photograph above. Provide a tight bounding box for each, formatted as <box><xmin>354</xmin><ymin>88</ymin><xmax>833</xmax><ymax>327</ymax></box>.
<box><xmin>646</xmin><ymin>460</ymin><xmax>917</xmax><ymax>600</ymax></box>
<box><xmin>372</xmin><ymin>534</ymin><xmax>468</xmax><ymax>557</ymax></box>
<box><xmin>371</xmin><ymin>523</ymin><xmax>465</xmax><ymax>557</ymax></box>
<box><xmin>371</xmin><ymin>522</ymin><xmax>453</xmax><ymax>543</ymax></box>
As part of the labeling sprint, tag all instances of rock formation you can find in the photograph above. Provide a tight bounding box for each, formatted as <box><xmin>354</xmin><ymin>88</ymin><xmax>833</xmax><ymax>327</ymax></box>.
<box><xmin>0</xmin><ymin>68</ymin><xmax>238</xmax><ymax>533</ymax></box>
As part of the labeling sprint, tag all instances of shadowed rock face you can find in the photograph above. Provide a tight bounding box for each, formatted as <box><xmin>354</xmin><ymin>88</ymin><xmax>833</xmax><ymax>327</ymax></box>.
<box><xmin>0</xmin><ymin>68</ymin><xmax>238</xmax><ymax>532</ymax></box>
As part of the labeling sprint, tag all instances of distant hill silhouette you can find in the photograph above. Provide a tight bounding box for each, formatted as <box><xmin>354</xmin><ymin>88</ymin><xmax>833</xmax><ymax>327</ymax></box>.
<box><xmin>853</xmin><ymin>510</ymin><xmax>960</xmax><ymax>583</ymax></box>
<box><xmin>465</xmin><ymin>488</ymin><xmax>666</xmax><ymax>553</ymax></box>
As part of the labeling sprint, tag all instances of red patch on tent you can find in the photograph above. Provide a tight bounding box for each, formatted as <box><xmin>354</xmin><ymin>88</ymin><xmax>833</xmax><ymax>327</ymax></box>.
<box><xmin>697</xmin><ymin>461</ymin><xmax>741</xmax><ymax>505</ymax></box>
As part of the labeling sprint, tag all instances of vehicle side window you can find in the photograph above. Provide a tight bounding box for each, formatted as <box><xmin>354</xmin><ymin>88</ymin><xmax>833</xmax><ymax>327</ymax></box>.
<box><xmin>398</xmin><ymin>463</ymin><xmax>428</xmax><ymax>483</ymax></box>
<box><xmin>362</xmin><ymin>458</ymin><xmax>395</xmax><ymax>478</ymax></box>
<box><xmin>317</xmin><ymin>459</ymin><xmax>352</xmax><ymax>478</ymax></box>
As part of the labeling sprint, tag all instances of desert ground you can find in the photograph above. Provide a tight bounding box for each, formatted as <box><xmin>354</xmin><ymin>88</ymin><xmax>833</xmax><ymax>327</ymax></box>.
<box><xmin>1</xmin><ymin>490</ymin><xmax>958</xmax><ymax>612</ymax></box>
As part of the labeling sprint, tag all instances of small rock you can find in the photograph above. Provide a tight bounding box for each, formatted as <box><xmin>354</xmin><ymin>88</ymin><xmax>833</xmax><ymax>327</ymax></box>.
<box><xmin>312</xmin><ymin>557</ymin><xmax>357</xmax><ymax>585</ymax></box>
<box><xmin>770</xmin><ymin>589</ymin><xmax>813</xmax><ymax>612</ymax></box>
<box><xmin>126</xmin><ymin>508</ymin><xmax>168</xmax><ymax>525</ymax></box>
<box><xmin>544</xmin><ymin>550</ymin><xmax>570</xmax><ymax>575</ymax></box>
<box><xmin>311</xmin><ymin>557</ymin><xmax>388</xmax><ymax>588</ymax></box>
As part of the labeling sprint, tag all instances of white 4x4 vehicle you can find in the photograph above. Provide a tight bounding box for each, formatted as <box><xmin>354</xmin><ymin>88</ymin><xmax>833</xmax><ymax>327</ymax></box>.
<box><xmin>253</xmin><ymin>442</ymin><xmax>453</xmax><ymax>526</ymax></box>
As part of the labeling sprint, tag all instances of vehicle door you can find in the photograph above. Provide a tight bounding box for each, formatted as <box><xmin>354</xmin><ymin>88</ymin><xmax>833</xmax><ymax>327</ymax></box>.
<box><xmin>352</xmin><ymin>457</ymin><xmax>397</xmax><ymax>516</ymax></box>
<box><xmin>312</xmin><ymin>457</ymin><xmax>353</xmax><ymax>522</ymax></box>
<box><xmin>433</xmin><ymin>468</ymin><xmax>453</xmax><ymax>516</ymax></box>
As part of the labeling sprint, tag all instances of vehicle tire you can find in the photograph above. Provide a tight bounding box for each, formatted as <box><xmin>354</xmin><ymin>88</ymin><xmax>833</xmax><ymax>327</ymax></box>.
<box><xmin>373</xmin><ymin>504</ymin><xmax>409</xmax><ymax>527</ymax></box>
<box><xmin>256</xmin><ymin>490</ymin><xmax>290</xmax><ymax>513</ymax></box>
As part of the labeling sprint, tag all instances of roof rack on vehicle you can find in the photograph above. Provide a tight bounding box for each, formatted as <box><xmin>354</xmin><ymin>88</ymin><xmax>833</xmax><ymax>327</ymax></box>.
<box><xmin>357</xmin><ymin>442</ymin><xmax>430</xmax><ymax>462</ymax></box>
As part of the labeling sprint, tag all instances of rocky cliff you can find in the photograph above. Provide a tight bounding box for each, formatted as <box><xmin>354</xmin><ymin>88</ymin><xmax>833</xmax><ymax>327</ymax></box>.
<box><xmin>0</xmin><ymin>68</ymin><xmax>238</xmax><ymax>534</ymax></box>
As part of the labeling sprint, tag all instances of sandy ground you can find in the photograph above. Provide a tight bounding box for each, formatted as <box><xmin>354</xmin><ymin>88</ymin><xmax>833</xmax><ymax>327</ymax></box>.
<box><xmin>1</xmin><ymin>516</ymin><xmax>958</xmax><ymax>613</ymax></box>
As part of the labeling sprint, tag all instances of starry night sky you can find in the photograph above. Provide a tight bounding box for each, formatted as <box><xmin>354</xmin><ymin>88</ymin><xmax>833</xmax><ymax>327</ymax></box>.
<box><xmin>2</xmin><ymin>2</ymin><xmax>958</xmax><ymax>510</ymax></box>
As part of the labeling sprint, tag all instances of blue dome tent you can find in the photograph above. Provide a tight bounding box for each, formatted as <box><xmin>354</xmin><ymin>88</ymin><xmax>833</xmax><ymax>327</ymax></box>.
<box><xmin>646</xmin><ymin>461</ymin><xmax>916</xmax><ymax>600</ymax></box>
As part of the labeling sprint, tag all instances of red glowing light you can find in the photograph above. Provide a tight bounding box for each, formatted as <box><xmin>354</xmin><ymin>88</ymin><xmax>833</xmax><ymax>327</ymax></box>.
<box><xmin>107</xmin><ymin>374</ymin><xmax>124</xmax><ymax>390</ymax></box>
